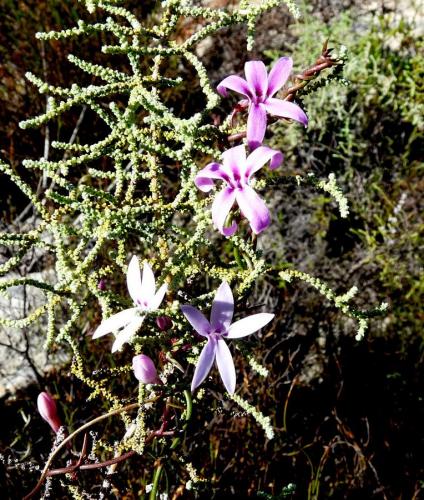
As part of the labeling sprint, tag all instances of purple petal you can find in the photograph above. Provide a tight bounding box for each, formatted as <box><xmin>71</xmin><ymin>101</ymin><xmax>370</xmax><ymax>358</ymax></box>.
<box><xmin>210</xmin><ymin>281</ymin><xmax>234</xmax><ymax>332</ymax></box>
<box><xmin>37</xmin><ymin>392</ymin><xmax>61</xmax><ymax>433</ymax></box>
<box><xmin>132</xmin><ymin>354</ymin><xmax>158</xmax><ymax>384</ymax></box>
<box><xmin>217</xmin><ymin>75</ymin><xmax>251</xmax><ymax>98</ymax></box>
<box><xmin>148</xmin><ymin>283</ymin><xmax>167</xmax><ymax>311</ymax></box>
<box><xmin>222</xmin><ymin>144</ymin><xmax>246</xmax><ymax>172</ymax></box>
<box><xmin>215</xmin><ymin>338</ymin><xmax>236</xmax><ymax>394</ymax></box>
<box><xmin>263</xmin><ymin>97</ymin><xmax>308</xmax><ymax>126</ymax></box>
<box><xmin>244</xmin><ymin>61</ymin><xmax>268</xmax><ymax>97</ymax></box>
<box><xmin>195</xmin><ymin>162</ymin><xmax>229</xmax><ymax>193</ymax></box>
<box><xmin>227</xmin><ymin>313</ymin><xmax>274</xmax><ymax>338</ymax></box>
<box><xmin>267</xmin><ymin>57</ymin><xmax>293</xmax><ymax>97</ymax></box>
<box><xmin>181</xmin><ymin>305</ymin><xmax>211</xmax><ymax>337</ymax></box>
<box><xmin>191</xmin><ymin>339</ymin><xmax>217</xmax><ymax>392</ymax></box>
<box><xmin>236</xmin><ymin>185</ymin><xmax>270</xmax><ymax>234</ymax></box>
<box><xmin>93</xmin><ymin>307</ymin><xmax>139</xmax><ymax>338</ymax></box>
<box><xmin>247</xmin><ymin>103</ymin><xmax>267</xmax><ymax>150</ymax></box>
<box><xmin>211</xmin><ymin>187</ymin><xmax>238</xmax><ymax>236</ymax></box>
<box><xmin>245</xmin><ymin>146</ymin><xmax>283</xmax><ymax>179</ymax></box>
<box><xmin>126</xmin><ymin>256</ymin><xmax>143</xmax><ymax>305</ymax></box>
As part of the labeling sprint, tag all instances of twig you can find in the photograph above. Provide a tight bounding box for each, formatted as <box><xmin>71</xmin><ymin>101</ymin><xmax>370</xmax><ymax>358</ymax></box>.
<box><xmin>283</xmin><ymin>40</ymin><xmax>339</xmax><ymax>101</ymax></box>
<box><xmin>48</xmin><ymin>432</ymin><xmax>89</xmax><ymax>477</ymax></box>
<box><xmin>282</xmin><ymin>375</ymin><xmax>298</xmax><ymax>433</ymax></box>
<box><xmin>23</xmin><ymin>401</ymin><xmax>151</xmax><ymax>500</ymax></box>
<box><xmin>62</xmin><ymin>106</ymin><xmax>87</xmax><ymax>161</ymax></box>
<box><xmin>13</xmin><ymin>104</ymin><xmax>87</xmax><ymax>224</ymax></box>
<box><xmin>46</xmin><ymin>430</ymin><xmax>174</xmax><ymax>476</ymax></box>
<box><xmin>49</xmin><ymin>105</ymin><xmax>88</xmax><ymax>192</ymax></box>
<box><xmin>40</xmin><ymin>40</ymin><xmax>50</xmax><ymax>191</ymax></box>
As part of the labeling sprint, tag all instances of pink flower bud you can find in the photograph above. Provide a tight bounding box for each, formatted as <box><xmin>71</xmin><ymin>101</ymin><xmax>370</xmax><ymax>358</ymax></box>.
<box><xmin>156</xmin><ymin>316</ymin><xmax>173</xmax><ymax>331</ymax></box>
<box><xmin>98</xmin><ymin>278</ymin><xmax>106</xmax><ymax>291</ymax></box>
<box><xmin>132</xmin><ymin>354</ymin><xmax>159</xmax><ymax>384</ymax></box>
<box><xmin>37</xmin><ymin>392</ymin><xmax>62</xmax><ymax>433</ymax></box>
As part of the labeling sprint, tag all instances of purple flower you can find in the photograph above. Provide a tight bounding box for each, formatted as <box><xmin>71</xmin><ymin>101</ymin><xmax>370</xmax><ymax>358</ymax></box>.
<box><xmin>93</xmin><ymin>256</ymin><xmax>167</xmax><ymax>352</ymax></box>
<box><xmin>181</xmin><ymin>281</ymin><xmax>274</xmax><ymax>394</ymax></box>
<box><xmin>195</xmin><ymin>144</ymin><xmax>283</xmax><ymax>235</ymax></box>
<box><xmin>37</xmin><ymin>392</ymin><xmax>62</xmax><ymax>433</ymax></box>
<box><xmin>132</xmin><ymin>354</ymin><xmax>159</xmax><ymax>384</ymax></box>
<box><xmin>217</xmin><ymin>57</ymin><xmax>308</xmax><ymax>149</ymax></box>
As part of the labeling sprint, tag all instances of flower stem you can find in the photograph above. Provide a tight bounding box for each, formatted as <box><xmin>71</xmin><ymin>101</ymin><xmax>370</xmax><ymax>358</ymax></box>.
<box><xmin>149</xmin><ymin>462</ymin><xmax>164</xmax><ymax>500</ymax></box>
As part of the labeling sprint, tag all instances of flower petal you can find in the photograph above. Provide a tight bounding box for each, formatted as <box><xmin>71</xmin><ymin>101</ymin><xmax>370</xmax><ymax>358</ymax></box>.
<box><xmin>267</xmin><ymin>57</ymin><xmax>293</xmax><ymax>97</ymax></box>
<box><xmin>245</xmin><ymin>146</ymin><xmax>283</xmax><ymax>180</ymax></box>
<box><xmin>210</xmin><ymin>281</ymin><xmax>234</xmax><ymax>331</ymax></box>
<box><xmin>244</xmin><ymin>61</ymin><xmax>268</xmax><ymax>97</ymax></box>
<box><xmin>139</xmin><ymin>262</ymin><xmax>156</xmax><ymax>306</ymax></box>
<box><xmin>191</xmin><ymin>339</ymin><xmax>217</xmax><ymax>392</ymax></box>
<box><xmin>215</xmin><ymin>338</ymin><xmax>236</xmax><ymax>394</ymax></box>
<box><xmin>148</xmin><ymin>283</ymin><xmax>167</xmax><ymax>311</ymax></box>
<box><xmin>126</xmin><ymin>256</ymin><xmax>143</xmax><ymax>305</ymax></box>
<box><xmin>236</xmin><ymin>185</ymin><xmax>270</xmax><ymax>234</ymax></box>
<box><xmin>195</xmin><ymin>162</ymin><xmax>229</xmax><ymax>193</ymax></box>
<box><xmin>181</xmin><ymin>305</ymin><xmax>211</xmax><ymax>337</ymax></box>
<box><xmin>247</xmin><ymin>103</ymin><xmax>267</xmax><ymax>150</ymax></box>
<box><xmin>211</xmin><ymin>187</ymin><xmax>238</xmax><ymax>236</ymax></box>
<box><xmin>222</xmin><ymin>144</ymin><xmax>246</xmax><ymax>173</ymax></box>
<box><xmin>111</xmin><ymin>315</ymin><xmax>145</xmax><ymax>353</ymax></box>
<box><xmin>227</xmin><ymin>313</ymin><xmax>274</xmax><ymax>338</ymax></box>
<box><xmin>217</xmin><ymin>75</ymin><xmax>251</xmax><ymax>98</ymax></box>
<box><xmin>92</xmin><ymin>307</ymin><xmax>139</xmax><ymax>339</ymax></box>
<box><xmin>263</xmin><ymin>97</ymin><xmax>308</xmax><ymax>126</ymax></box>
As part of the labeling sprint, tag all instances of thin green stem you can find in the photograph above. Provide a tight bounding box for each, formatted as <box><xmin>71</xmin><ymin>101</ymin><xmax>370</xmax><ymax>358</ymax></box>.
<box><xmin>149</xmin><ymin>463</ymin><xmax>164</xmax><ymax>500</ymax></box>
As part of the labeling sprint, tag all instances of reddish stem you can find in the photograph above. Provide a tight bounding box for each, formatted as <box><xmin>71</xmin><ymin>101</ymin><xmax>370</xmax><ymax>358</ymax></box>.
<box><xmin>23</xmin><ymin>429</ymin><xmax>175</xmax><ymax>499</ymax></box>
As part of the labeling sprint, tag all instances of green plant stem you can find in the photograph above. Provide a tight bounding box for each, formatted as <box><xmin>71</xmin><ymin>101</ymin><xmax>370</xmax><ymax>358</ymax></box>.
<box><xmin>170</xmin><ymin>389</ymin><xmax>192</xmax><ymax>450</ymax></box>
<box><xmin>149</xmin><ymin>463</ymin><xmax>164</xmax><ymax>500</ymax></box>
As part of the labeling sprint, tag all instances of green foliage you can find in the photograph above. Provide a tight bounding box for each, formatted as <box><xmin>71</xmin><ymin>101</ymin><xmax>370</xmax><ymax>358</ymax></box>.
<box><xmin>269</xmin><ymin>5</ymin><xmax>423</xmax><ymax>342</ymax></box>
<box><xmin>1</xmin><ymin>1</ymin><xmax>309</xmax><ymax>495</ymax></box>
<box><xmin>1</xmin><ymin>0</ymin><xmax>409</xmax><ymax>497</ymax></box>
<box><xmin>2</xmin><ymin>1</ymin><xmax>274</xmax><ymax>352</ymax></box>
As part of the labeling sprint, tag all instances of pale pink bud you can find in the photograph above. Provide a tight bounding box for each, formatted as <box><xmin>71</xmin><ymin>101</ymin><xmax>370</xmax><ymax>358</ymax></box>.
<box><xmin>37</xmin><ymin>392</ymin><xmax>62</xmax><ymax>433</ymax></box>
<box><xmin>156</xmin><ymin>316</ymin><xmax>173</xmax><ymax>331</ymax></box>
<box><xmin>132</xmin><ymin>354</ymin><xmax>159</xmax><ymax>384</ymax></box>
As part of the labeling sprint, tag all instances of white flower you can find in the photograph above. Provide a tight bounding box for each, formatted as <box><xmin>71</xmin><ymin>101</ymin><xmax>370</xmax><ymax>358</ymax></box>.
<box><xmin>93</xmin><ymin>256</ymin><xmax>167</xmax><ymax>352</ymax></box>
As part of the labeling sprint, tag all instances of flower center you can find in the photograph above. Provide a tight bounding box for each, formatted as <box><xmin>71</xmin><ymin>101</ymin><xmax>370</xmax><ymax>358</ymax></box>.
<box><xmin>253</xmin><ymin>92</ymin><xmax>265</xmax><ymax>105</ymax></box>
<box><xmin>228</xmin><ymin>166</ymin><xmax>246</xmax><ymax>190</ymax></box>
<box><xmin>210</xmin><ymin>325</ymin><xmax>228</xmax><ymax>339</ymax></box>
